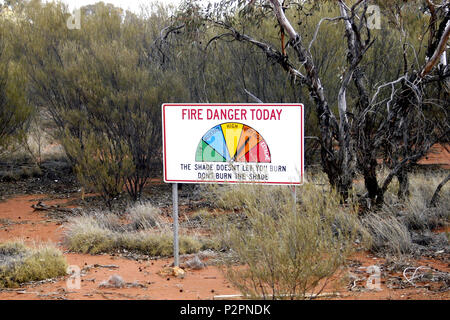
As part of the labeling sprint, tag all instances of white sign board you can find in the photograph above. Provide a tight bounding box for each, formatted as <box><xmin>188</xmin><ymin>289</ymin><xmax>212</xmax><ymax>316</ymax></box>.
<box><xmin>162</xmin><ymin>104</ymin><xmax>304</xmax><ymax>185</ymax></box>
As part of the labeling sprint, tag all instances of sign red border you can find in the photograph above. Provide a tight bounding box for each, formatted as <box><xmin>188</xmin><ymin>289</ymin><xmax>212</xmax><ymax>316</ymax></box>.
<box><xmin>162</xmin><ymin>104</ymin><xmax>304</xmax><ymax>185</ymax></box>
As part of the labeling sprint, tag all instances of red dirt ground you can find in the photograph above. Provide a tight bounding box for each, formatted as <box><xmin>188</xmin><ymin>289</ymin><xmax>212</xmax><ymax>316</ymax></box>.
<box><xmin>418</xmin><ymin>143</ymin><xmax>450</xmax><ymax>169</ymax></box>
<box><xmin>0</xmin><ymin>194</ymin><xmax>448</xmax><ymax>300</ymax></box>
<box><xmin>0</xmin><ymin>195</ymin><xmax>238</xmax><ymax>300</ymax></box>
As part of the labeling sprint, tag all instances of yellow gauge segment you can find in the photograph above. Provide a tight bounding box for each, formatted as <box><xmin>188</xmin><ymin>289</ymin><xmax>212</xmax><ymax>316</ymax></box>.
<box><xmin>221</xmin><ymin>123</ymin><xmax>243</xmax><ymax>159</ymax></box>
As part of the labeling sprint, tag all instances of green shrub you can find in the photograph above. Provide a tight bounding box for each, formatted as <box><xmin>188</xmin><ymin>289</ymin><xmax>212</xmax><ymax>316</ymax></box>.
<box><xmin>0</xmin><ymin>32</ymin><xmax>32</xmax><ymax>156</ymax></box>
<box><xmin>217</xmin><ymin>183</ymin><xmax>360</xmax><ymax>299</ymax></box>
<box><xmin>63</xmin><ymin>133</ymin><xmax>134</xmax><ymax>206</ymax></box>
<box><xmin>0</xmin><ymin>241</ymin><xmax>67</xmax><ymax>288</ymax></box>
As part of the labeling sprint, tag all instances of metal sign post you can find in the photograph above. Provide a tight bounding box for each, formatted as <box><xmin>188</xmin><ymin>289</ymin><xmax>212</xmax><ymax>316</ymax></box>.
<box><xmin>291</xmin><ymin>185</ymin><xmax>297</xmax><ymax>215</ymax></box>
<box><xmin>172</xmin><ymin>183</ymin><xmax>179</xmax><ymax>267</ymax></box>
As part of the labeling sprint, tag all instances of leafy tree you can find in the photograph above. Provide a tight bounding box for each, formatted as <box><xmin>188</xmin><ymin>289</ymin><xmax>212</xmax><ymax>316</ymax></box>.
<box><xmin>9</xmin><ymin>0</ymin><xmax>188</xmax><ymax>201</ymax></box>
<box><xmin>0</xmin><ymin>18</ymin><xmax>31</xmax><ymax>154</ymax></box>
<box><xmin>63</xmin><ymin>132</ymin><xmax>134</xmax><ymax>206</ymax></box>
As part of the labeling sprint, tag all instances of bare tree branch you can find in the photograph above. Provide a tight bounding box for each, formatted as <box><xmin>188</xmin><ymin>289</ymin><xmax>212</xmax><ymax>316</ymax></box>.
<box><xmin>421</xmin><ymin>14</ymin><xmax>450</xmax><ymax>77</ymax></box>
<box><xmin>429</xmin><ymin>173</ymin><xmax>450</xmax><ymax>207</ymax></box>
<box><xmin>244</xmin><ymin>88</ymin><xmax>264</xmax><ymax>103</ymax></box>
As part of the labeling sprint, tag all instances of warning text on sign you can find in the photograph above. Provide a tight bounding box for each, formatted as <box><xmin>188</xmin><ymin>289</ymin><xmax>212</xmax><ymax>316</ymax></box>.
<box><xmin>182</xmin><ymin>108</ymin><xmax>283</xmax><ymax>121</ymax></box>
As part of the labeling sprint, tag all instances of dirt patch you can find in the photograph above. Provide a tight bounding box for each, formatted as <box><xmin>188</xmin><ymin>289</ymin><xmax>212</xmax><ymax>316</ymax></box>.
<box><xmin>0</xmin><ymin>192</ymin><xmax>448</xmax><ymax>300</ymax></box>
<box><xmin>0</xmin><ymin>195</ymin><xmax>75</xmax><ymax>244</ymax></box>
<box><xmin>418</xmin><ymin>143</ymin><xmax>450</xmax><ymax>169</ymax></box>
<box><xmin>332</xmin><ymin>251</ymin><xmax>449</xmax><ymax>300</ymax></box>
<box><xmin>0</xmin><ymin>253</ymin><xmax>238</xmax><ymax>300</ymax></box>
<box><xmin>0</xmin><ymin>194</ymin><xmax>238</xmax><ymax>300</ymax></box>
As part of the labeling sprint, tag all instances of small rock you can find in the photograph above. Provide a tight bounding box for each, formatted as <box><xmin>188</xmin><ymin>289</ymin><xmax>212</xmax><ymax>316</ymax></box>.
<box><xmin>173</xmin><ymin>266</ymin><xmax>186</xmax><ymax>279</ymax></box>
<box><xmin>158</xmin><ymin>266</ymin><xmax>186</xmax><ymax>279</ymax></box>
<box><xmin>158</xmin><ymin>267</ymin><xmax>174</xmax><ymax>277</ymax></box>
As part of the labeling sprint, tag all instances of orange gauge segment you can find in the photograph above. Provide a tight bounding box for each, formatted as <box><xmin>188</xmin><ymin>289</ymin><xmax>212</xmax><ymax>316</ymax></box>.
<box><xmin>234</xmin><ymin>125</ymin><xmax>261</xmax><ymax>161</ymax></box>
<box><xmin>237</xmin><ymin>140</ymin><xmax>271</xmax><ymax>163</ymax></box>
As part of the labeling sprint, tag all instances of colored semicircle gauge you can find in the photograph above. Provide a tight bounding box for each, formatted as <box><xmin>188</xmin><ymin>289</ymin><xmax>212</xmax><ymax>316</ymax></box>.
<box><xmin>195</xmin><ymin>123</ymin><xmax>271</xmax><ymax>163</ymax></box>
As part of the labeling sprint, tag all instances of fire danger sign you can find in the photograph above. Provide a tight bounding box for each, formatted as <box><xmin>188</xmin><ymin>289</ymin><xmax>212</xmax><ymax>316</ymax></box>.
<box><xmin>162</xmin><ymin>104</ymin><xmax>304</xmax><ymax>185</ymax></box>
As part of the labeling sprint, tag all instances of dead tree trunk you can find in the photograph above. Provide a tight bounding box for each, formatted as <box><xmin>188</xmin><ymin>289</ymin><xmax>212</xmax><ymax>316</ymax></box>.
<box><xmin>202</xmin><ymin>0</ymin><xmax>449</xmax><ymax>207</ymax></box>
<box><xmin>270</xmin><ymin>0</ymin><xmax>354</xmax><ymax>198</ymax></box>
<box><xmin>339</xmin><ymin>1</ymin><xmax>378</xmax><ymax>204</ymax></box>
<box><xmin>429</xmin><ymin>173</ymin><xmax>450</xmax><ymax>207</ymax></box>
<box><xmin>396</xmin><ymin>167</ymin><xmax>410</xmax><ymax>200</ymax></box>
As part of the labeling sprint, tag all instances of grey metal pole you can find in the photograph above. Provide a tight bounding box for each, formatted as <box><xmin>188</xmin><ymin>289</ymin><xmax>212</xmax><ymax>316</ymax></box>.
<box><xmin>292</xmin><ymin>185</ymin><xmax>297</xmax><ymax>215</ymax></box>
<box><xmin>172</xmin><ymin>183</ymin><xmax>179</xmax><ymax>267</ymax></box>
<box><xmin>293</xmin><ymin>186</ymin><xmax>297</xmax><ymax>204</ymax></box>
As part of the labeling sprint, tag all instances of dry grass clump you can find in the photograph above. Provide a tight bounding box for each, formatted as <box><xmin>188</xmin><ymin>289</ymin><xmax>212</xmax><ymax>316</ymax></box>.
<box><xmin>402</xmin><ymin>200</ymin><xmax>448</xmax><ymax>232</ymax></box>
<box><xmin>127</xmin><ymin>201</ymin><xmax>164</xmax><ymax>230</ymax></box>
<box><xmin>403</xmin><ymin>172</ymin><xmax>449</xmax><ymax>231</ymax></box>
<box><xmin>63</xmin><ymin>215</ymin><xmax>118</xmax><ymax>254</ymax></box>
<box><xmin>409</xmin><ymin>171</ymin><xmax>449</xmax><ymax>202</ymax></box>
<box><xmin>210</xmin><ymin>183</ymin><xmax>296</xmax><ymax>215</ymax></box>
<box><xmin>184</xmin><ymin>255</ymin><xmax>206</xmax><ymax>270</ymax></box>
<box><xmin>0</xmin><ymin>170</ymin><xmax>19</xmax><ymax>182</ymax></box>
<box><xmin>208</xmin><ymin>184</ymin><xmax>252</xmax><ymax>211</ymax></box>
<box><xmin>63</xmin><ymin>202</ymin><xmax>219</xmax><ymax>256</ymax></box>
<box><xmin>362</xmin><ymin>214</ymin><xmax>413</xmax><ymax>256</ymax></box>
<box><xmin>216</xmin><ymin>183</ymin><xmax>361</xmax><ymax>300</ymax></box>
<box><xmin>182</xmin><ymin>210</ymin><xmax>217</xmax><ymax>229</ymax></box>
<box><xmin>117</xmin><ymin>231</ymin><xmax>205</xmax><ymax>256</ymax></box>
<box><xmin>355</xmin><ymin>170</ymin><xmax>449</xmax><ymax>256</ymax></box>
<box><xmin>0</xmin><ymin>241</ymin><xmax>67</xmax><ymax>288</ymax></box>
<box><xmin>99</xmin><ymin>274</ymin><xmax>125</xmax><ymax>288</ymax></box>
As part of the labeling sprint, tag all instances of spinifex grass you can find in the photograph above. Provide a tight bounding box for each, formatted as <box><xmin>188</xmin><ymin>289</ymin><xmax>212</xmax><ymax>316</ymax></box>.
<box><xmin>0</xmin><ymin>241</ymin><xmax>67</xmax><ymax>288</ymax></box>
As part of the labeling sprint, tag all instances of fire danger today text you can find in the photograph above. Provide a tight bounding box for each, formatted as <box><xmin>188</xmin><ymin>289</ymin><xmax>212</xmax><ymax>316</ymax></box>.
<box><xmin>181</xmin><ymin>108</ymin><xmax>283</xmax><ymax>121</ymax></box>
<box><xmin>180</xmin><ymin>163</ymin><xmax>287</xmax><ymax>182</ymax></box>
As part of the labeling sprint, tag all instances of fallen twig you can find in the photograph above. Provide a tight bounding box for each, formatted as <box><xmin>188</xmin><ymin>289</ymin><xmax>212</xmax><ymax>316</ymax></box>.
<box><xmin>403</xmin><ymin>266</ymin><xmax>431</xmax><ymax>286</ymax></box>
<box><xmin>31</xmin><ymin>201</ymin><xmax>81</xmax><ymax>213</ymax></box>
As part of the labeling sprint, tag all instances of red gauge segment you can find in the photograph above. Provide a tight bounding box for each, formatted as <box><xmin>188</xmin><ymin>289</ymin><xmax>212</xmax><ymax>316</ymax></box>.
<box><xmin>236</xmin><ymin>140</ymin><xmax>271</xmax><ymax>163</ymax></box>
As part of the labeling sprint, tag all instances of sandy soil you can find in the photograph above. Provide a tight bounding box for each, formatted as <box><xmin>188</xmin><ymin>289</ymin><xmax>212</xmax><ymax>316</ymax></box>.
<box><xmin>0</xmin><ymin>195</ymin><xmax>238</xmax><ymax>300</ymax></box>
<box><xmin>418</xmin><ymin>143</ymin><xmax>450</xmax><ymax>169</ymax></box>
<box><xmin>0</xmin><ymin>253</ymin><xmax>238</xmax><ymax>300</ymax></box>
<box><xmin>0</xmin><ymin>193</ymin><xmax>448</xmax><ymax>300</ymax></box>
